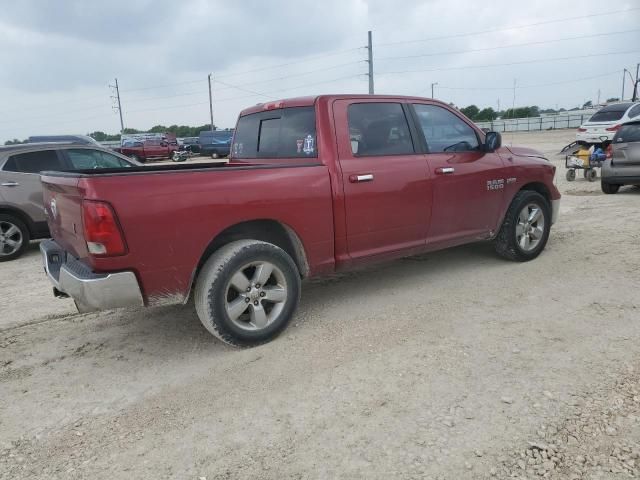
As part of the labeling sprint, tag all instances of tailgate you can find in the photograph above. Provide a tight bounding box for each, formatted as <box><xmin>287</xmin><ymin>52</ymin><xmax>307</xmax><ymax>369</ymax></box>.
<box><xmin>41</xmin><ymin>174</ymin><xmax>89</xmax><ymax>259</ymax></box>
<box><xmin>613</xmin><ymin>142</ymin><xmax>640</xmax><ymax>166</ymax></box>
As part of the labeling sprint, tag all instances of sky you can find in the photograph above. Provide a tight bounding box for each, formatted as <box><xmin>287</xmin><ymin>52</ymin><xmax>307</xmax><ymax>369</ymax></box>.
<box><xmin>1</xmin><ymin>0</ymin><xmax>639</xmax><ymax>142</ymax></box>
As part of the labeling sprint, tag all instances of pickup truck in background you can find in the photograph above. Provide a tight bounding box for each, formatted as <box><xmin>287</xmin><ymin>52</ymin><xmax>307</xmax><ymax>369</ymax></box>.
<box><xmin>40</xmin><ymin>94</ymin><xmax>560</xmax><ymax>346</ymax></box>
<box><xmin>114</xmin><ymin>138</ymin><xmax>178</xmax><ymax>163</ymax></box>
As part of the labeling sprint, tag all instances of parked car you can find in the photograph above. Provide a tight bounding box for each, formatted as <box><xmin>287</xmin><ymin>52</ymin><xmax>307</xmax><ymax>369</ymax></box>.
<box><xmin>199</xmin><ymin>130</ymin><xmax>232</xmax><ymax>158</ymax></box>
<box><xmin>0</xmin><ymin>143</ymin><xmax>138</xmax><ymax>261</ymax></box>
<box><xmin>180</xmin><ymin>137</ymin><xmax>200</xmax><ymax>154</ymax></box>
<box><xmin>40</xmin><ymin>94</ymin><xmax>560</xmax><ymax>346</ymax></box>
<box><xmin>576</xmin><ymin>102</ymin><xmax>640</xmax><ymax>144</ymax></box>
<box><xmin>28</xmin><ymin>134</ymin><xmax>102</xmax><ymax>146</ymax></box>
<box><xmin>601</xmin><ymin>120</ymin><xmax>640</xmax><ymax>194</ymax></box>
<box><xmin>114</xmin><ymin>138</ymin><xmax>178</xmax><ymax>163</ymax></box>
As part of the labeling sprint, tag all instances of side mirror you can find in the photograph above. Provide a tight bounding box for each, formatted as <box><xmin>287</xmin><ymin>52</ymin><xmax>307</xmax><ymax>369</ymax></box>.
<box><xmin>484</xmin><ymin>131</ymin><xmax>501</xmax><ymax>152</ymax></box>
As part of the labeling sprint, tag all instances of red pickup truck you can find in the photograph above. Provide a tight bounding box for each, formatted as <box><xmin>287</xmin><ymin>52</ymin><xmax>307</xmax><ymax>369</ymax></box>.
<box><xmin>40</xmin><ymin>95</ymin><xmax>560</xmax><ymax>346</ymax></box>
<box><xmin>114</xmin><ymin>138</ymin><xmax>178</xmax><ymax>163</ymax></box>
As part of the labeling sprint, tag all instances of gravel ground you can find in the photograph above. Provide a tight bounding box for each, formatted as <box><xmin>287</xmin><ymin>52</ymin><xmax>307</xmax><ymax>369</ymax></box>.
<box><xmin>1</xmin><ymin>129</ymin><xmax>639</xmax><ymax>479</ymax></box>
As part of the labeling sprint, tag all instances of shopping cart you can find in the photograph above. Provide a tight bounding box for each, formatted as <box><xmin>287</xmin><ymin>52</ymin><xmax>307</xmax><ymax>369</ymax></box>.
<box><xmin>565</xmin><ymin>148</ymin><xmax>606</xmax><ymax>182</ymax></box>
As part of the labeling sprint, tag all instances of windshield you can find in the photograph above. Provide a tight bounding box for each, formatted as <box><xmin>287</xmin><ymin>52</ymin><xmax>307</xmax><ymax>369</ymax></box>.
<box><xmin>589</xmin><ymin>110</ymin><xmax>625</xmax><ymax>122</ymax></box>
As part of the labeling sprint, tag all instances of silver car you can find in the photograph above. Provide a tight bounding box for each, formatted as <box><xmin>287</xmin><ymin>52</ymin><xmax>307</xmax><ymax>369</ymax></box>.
<box><xmin>601</xmin><ymin>121</ymin><xmax>640</xmax><ymax>194</ymax></box>
<box><xmin>0</xmin><ymin>143</ymin><xmax>138</xmax><ymax>261</ymax></box>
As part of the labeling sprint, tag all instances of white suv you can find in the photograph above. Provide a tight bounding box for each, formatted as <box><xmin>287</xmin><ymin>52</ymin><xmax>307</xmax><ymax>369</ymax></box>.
<box><xmin>576</xmin><ymin>102</ymin><xmax>640</xmax><ymax>144</ymax></box>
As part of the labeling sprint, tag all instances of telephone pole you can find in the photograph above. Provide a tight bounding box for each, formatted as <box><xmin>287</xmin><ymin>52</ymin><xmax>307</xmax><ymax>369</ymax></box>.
<box><xmin>109</xmin><ymin>78</ymin><xmax>125</xmax><ymax>134</ymax></box>
<box><xmin>431</xmin><ymin>82</ymin><xmax>438</xmax><ymax>98</ymax></box>
<box><xmin>622</xmin><ymin>68</ymin><xmax>628</xmax><ymax>100</ymax></box>
<box><xmin>633</xmin><ymin>63</ymin><xmax>639</xmax><ymax>102</ymax></box>
<box><xmin>208</xmin><ymin>73</ymin><xmax>214</xmax><ymax>131</ymax></box>
<box><xmin>367</xmin><ymin>31</ymin><xmax>374</xmax><ymax>94</ymax></box>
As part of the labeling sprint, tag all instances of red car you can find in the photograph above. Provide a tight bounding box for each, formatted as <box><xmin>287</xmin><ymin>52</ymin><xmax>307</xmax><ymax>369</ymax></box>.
<box><xmin>40</xmin><ymin>95</ymin><xmax>560</xmax><ymax>346</ymax></box>
<box><xmin>114</xmin><ymin>138</ymin><xmax>178</xmax><ymax>163</ymax></box>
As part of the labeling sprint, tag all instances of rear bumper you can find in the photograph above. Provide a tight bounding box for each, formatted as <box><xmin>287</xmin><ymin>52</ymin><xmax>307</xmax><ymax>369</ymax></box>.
<box><xmin>40</xmin><ymin>240</ymin><xmax>144</xmax><ymax>312</ymax></box>
<box><xmin>576</xmin><ymin>132</ymin><xmax>613</xmax><ymax>144</ymax></box>
<box><xmin>551</xmin><ymin>199</ymin><xmax>560</xmax><ymax>225</ymax></box>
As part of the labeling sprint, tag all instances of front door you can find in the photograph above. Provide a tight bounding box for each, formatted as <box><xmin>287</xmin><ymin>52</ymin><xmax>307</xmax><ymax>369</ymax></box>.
<box><xmin>411</xmin><ymin>103</ymin><xmax>506</xmax><ymax>245</ymax></box>
<box><xmin>334</xmin><ymin>100</ymin><xmax>431</xmax><ymax>260</ymax></box>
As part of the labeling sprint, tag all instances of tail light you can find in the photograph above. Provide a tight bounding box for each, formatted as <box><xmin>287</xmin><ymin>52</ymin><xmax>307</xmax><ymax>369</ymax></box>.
<box><xmin>82</xmin><ymin>200</ymin><xmax>127</xmax><ymax>256</ymax></box>
<box><xmin>577</xmin><ymin>128</ymin><xmax>587</xmax><ymax>132</ymax></box>
<box><xmin>605</xmin><ymin>124</ymin><xmax>621</xmax><ymax>132</ymax></box>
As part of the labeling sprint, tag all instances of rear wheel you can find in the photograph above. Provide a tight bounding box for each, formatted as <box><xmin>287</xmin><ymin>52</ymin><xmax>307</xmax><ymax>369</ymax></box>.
<box><xmin>0</xmin><ymin>214</ymin><xmax>30</xmax><ymax>262</ymax></box>
<box><xmin>194</xmin><ymin>240</ymin><xmax>301</xmax><ymax>347</ymax></box>
<box><xmin>494</xmin><ymin>191</ymin><xmax>551</xmax><ymax>262</ymax></box>
<box><xmin>601</xmin><ymin>181</ymin><xmax>620</xmax><ymax>194</ymax></box>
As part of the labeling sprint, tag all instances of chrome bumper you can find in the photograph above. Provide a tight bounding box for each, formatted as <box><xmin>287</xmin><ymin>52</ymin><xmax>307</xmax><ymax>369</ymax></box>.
<box><xmin>551</xmin><ymin>199</ymin><xmax>560</xmax><ymax>225</ymax></box>
<box><xmin>40</xmin><ymin>240</ymin><xmax>144</xmax><ymax>312</ymax></box>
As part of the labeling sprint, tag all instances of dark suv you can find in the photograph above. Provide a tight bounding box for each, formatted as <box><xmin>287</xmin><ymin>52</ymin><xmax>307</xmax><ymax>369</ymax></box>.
<box><xmin>601</xmin><ymin>121</ymin><xmax>640</xmax><ymax>194</ymax></box>
<box><xmin>0</xmin><ymin>143</ymin><xmax>138</xmax><ymax>261</ymax></box>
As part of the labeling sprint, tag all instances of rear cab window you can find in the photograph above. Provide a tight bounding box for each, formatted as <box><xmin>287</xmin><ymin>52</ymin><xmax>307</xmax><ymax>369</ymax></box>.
<box><xmin>231</xmin><ymin>106</ymin><xmax>317</xmax><ymax>159</ymax></box>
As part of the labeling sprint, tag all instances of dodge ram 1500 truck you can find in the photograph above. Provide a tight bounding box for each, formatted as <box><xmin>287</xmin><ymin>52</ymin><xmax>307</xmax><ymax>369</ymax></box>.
<box><xmin>40</xmin><ymin>95</ymin><xmax>560</xmax><ymax>346</ymax></box>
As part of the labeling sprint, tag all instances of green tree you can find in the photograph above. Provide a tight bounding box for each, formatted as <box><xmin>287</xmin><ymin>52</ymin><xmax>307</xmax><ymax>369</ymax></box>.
<box><xmin>460</xmin><ymin>105</ymin><xmax>479</xmax><ymax>119</ymax></box>
<box><xmin>4</xmin><ymin>138</ymin><xmax>27</xmax><ymax>145</ymax></box>
<box><xmin>475</xmin><ymin>107</ymin><xmax>497</xmax><ymax>121</ymax></box>
<box><xmin>582</xmin><ymin>100</ymin><xmax>593</xmax><ymax>109</ymax></box>
<box><xmin>606</xmin><ymin>97</ymin><xmax>620</xmax><ymax>102</ymax></box>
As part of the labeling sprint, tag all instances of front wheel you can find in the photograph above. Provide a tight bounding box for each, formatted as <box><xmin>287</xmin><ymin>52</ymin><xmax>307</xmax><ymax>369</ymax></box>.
<box><xmin>194</xmin><ymin>240</ymin><xmax>301</xmax><ymax>347</ymax></box>
<box><xmin>211</xmin><ymin>152</ymin><xmax>219</xmax><ymax>159</ymax></box>
<box><xmin>565</xmin><ymin>169</ymin><xmax>576</xmax><ymax>181</ymax></box>
<box><xmin>494</xmin><ymin>191</ymin><xmax>551</xmax><ymax>262</ymax></box>
<box><xmin>586</xmin><ymin>169</ymin><xmax>598</xmax><ymax>182</ymax></box>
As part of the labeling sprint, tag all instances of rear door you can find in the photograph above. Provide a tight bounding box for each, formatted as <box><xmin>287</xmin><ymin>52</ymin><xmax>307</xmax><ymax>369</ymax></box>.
<box><xmin>334</xmin><ymin>100</ymin><xmax>431</xmax><ymax>259</ymax></box>
<box><xmin>0</xmin><ymin>149</ymin><xmax>66</xmax><ymax>224</ymax></box>
<box><xmin>410</xmin><ymin>103</ymin><xmax>506</xmax><ymax>244</ymax></box>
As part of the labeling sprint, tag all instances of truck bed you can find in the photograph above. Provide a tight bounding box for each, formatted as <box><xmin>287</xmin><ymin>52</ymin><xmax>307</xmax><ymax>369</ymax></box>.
<box><xmin>40</xmin><ymin>159</ymin><xmax>335</xmax><ymax>305</ymax></box>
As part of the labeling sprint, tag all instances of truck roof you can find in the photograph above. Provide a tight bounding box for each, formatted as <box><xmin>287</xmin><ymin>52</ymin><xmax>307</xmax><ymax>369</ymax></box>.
<box><xmin>238</xmin><ymin>94</ymin><xmax>445</xmax><ymax>117</ymax></box>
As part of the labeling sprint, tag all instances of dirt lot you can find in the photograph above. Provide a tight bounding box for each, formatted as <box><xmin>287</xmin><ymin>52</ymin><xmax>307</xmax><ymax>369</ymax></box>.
<box><xmin>1</xmin><ymin>129</ymin><xmax>639</xmax><ymax>479</ymax></box>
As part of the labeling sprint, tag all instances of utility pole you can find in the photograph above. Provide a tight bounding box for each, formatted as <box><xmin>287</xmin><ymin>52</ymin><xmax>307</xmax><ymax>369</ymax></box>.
<box><xmin>622</xmin><ymin>68</ymin><xmax>628</xmax><ymax>100</ymax></box>
<box><xmin>597</xmin><ymin>88</ymin><xmax>601</xmax><ymax>105</ymax></box>
<box><xmin>511</xmin><ymin>79</ymin><xmax>517</xmax><ymax>117</ymax></box>
<box><xmin>208</xmin><ymin>73</ymin><xmax>214</xmax><ymax>131</ymax></box>
<box><xmin>109</xmin><ymin>78</ymin><xmax>125</xmax><ymax>134</ymax></box>
<box><xmin>367</xmin><ymin>31</ymin><xmax>374</xmax><ymax>94</ymax></box>
<box><xmin>431</xmin><ymin>82</ymin><xmax>438</xmax><ymax>98</ymax></box>
<box><xmin>633</xmin><ymin>63</ymin><xmax>639</xmax><ymax>102</ymax></box>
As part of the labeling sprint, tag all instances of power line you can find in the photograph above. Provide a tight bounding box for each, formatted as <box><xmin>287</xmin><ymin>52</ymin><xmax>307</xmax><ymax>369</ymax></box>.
<box><xmin>375</xmin><ymin>7</ymin><xmax>640</xmax><ymax>47</ymax></box>
<box><xmin>214</xmin><ymin>46</ymin><xmax>364</xmax><ymax>79</ymax></box>
<box><xmin>213</xmin><ymin>79</ymin><xmax>274</xmax><ymax>99</ymax></box>
<box><xmin>432</xmin><ymin>71</ymin><xmax>621</xmax><ymax>92</ymax></box>
<box><xmin>377</xmin><ymin>50</ymin><xmax>640</xmax><ymax>76</ymax></box>
<box><xmin>377</xmin><ymin>29</ymin><xmax>640</xmax><ymax>61</ymax></box>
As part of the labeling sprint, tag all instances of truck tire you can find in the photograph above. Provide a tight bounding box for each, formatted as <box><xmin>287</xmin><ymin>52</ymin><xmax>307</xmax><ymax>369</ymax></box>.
<box><xmin>601</xmin><ymin>181</ymin><xmax>620</xmax><ymax>194</ymax></box>
<box><xmin>494</xmin><ymin>191</ymin><xmax>551</xmax><ymax>262</ymax></box>
<box><xmin>194</xmin><ymin>240</ymin><xmax>301</xmax><ymax>347</ymax></box>
<box><xmin>0</xmin><ymin>214</ymin><xmax>30</xmax><ymax>262</ymax></box>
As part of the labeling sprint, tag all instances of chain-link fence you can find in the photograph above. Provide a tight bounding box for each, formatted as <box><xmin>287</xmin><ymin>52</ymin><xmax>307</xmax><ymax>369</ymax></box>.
<box><xmin>476</xmin><ymin>113</ymin><xmax>595</xmax><ymax>132</ymax></box>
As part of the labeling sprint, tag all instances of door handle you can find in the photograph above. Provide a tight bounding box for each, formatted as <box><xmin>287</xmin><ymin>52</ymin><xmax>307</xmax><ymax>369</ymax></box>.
<box><xmin>435</xmin><ymin>167</ymin><xmax>455</xmax><ymax>175</ymax></box>
<box><xmin>1</xmin><ymin>181</ymin><xmax>19</xmax><ymax>187</ymax></box>
<box><xmin>349</xmin><ymin>174</ymin><xmax>374</xmax><ymax>183</ymax></box>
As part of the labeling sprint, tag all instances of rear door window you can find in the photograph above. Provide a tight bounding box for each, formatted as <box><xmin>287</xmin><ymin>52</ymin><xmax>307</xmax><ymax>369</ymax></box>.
<box><xmin>347</xmin><ymin>103</ymin><xmax>414</xmax><ymax>156</ymax></box>
<box><xmin>627</xmin><ymin>104</ymin><xmax>640</xmax><ymax>118</ymax></box>
<box><xmin>3</xmin><ymin>150</ymin><xmax>64</xmax><ymax>173</ymax></box>
<box><xmin>412</xmin><ymin>104</ymin><xmax>479</xmax><ymax>153</ymax></box>
<box><xmin>232</xmin><ymin>106</ymin><xmax>317</xmax><ymax>159</ymax></box>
